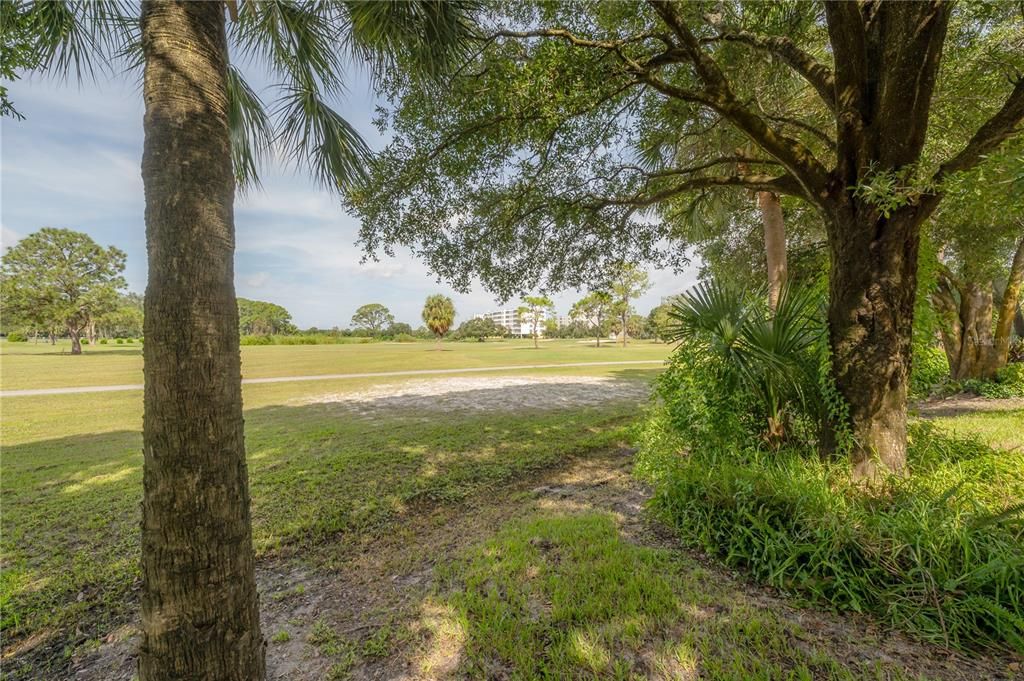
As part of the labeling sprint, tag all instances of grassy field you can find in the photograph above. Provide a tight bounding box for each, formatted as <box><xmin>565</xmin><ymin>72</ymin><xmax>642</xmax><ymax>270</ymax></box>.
<box><xmin>0</xmin><ymin>338</ymin><xmax>670</xmax><ymax>390</ymax></box>
<box><xmin>2</xmin><ymin>339</ymin><xmax>1020</xmax><ymax>679</ymax></box>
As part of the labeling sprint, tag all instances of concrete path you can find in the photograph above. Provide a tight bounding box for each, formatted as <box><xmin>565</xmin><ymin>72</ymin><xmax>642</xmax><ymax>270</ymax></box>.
<box><xmin>0</xmin><ymin>360</ymin><xmax>664</xmax><ymax>398</ymax></box>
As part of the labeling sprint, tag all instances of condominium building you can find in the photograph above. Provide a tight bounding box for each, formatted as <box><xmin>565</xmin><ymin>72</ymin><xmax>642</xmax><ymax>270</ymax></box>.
<box><xmin>476</xmin><ymin>308</ymin><xmax>547</xmax><ymax>338</ymax></box>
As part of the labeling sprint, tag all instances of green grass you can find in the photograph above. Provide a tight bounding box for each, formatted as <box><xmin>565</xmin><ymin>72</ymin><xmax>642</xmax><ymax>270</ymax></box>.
<box><xmin>0</xmin><ymin>338</ymin><xmax>669</xmax><ymax>390</ymax></box>
<box><xmin>432</xmin><ymin>513</ymin><xmax>924</xmax><ymax>680</ymax></box>
<box><xmin>0</xmin><ymin>357</ymin><xmax>660</xmax><ymax>673</ymax></box>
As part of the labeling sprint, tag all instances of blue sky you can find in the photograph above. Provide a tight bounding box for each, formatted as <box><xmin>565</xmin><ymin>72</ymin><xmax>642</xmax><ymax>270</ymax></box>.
<box><xmin>1</xmin><ymin>60</ymin><xmax>699</xmax><ymax>328</ymax></box>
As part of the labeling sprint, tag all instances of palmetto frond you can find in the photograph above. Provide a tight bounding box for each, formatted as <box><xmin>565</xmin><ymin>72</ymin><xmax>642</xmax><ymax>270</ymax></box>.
<box><xmin>669</xmin><ymin>278</ymin><xmax>825</xmax><ymax>440</ymax></box>
<box><xmin>344</xmin><ymin>1</ymin><xmax>479</xmax><ymax>83</ymax></box>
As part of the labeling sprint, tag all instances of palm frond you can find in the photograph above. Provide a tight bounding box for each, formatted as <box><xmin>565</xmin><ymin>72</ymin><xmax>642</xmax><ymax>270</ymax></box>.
<box><xmin>233</xmin><ymin>1</ymin><xmax>345</xmax><ymax>93</ymax></box>
<box><xmin>227</xmin><ymin>66</ymin><xmax>273</xmax><ymax>191</ymax></box>
<box><xmin>26</xmin><ymin>0</ymin><xmax>135</xmax><ymax>81</ymax></box>
<box><xmin>275</xmin><ymin>79</ymin><xmax>371</xmax><ymax>190</ymax></box>
<box><xmin>343</xmin><ymin>0</ymin><xmax>478</xmax><ymax>82</ymax></box>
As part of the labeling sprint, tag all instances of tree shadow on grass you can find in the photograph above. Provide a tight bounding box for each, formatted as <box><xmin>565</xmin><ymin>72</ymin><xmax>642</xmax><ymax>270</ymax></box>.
<box><xmin>1</xmin><ymin>377</ymin><xmax>651</xmax><ymax>679</ymax></box>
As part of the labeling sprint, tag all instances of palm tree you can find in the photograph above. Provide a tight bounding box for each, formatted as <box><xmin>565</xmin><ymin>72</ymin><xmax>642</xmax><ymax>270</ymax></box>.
<box><xmin>422</xmin><ymin>293</ymin><xmax>456</xmax><ymax>348</ymax></box>
<box><xmin>17</xmin><ymin>1</ymin><xmax>475</xmax><ymax>677</ymax></box>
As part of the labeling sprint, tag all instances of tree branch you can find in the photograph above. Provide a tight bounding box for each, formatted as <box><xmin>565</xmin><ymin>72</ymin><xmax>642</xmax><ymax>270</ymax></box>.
<box><xmin>934</xmin><ymin>76</ymin><xmax>1024</xmax><ymax>181</ymax></box>
<box><xmin>645</xmin><ymin>0</ymin><xmax>830</xmax><ymax>203</ymax></box>
<box><xmin>710</xmin><ymin>31</ymin><xmax>836</xmax><ymax>112</ymax></box>
<box><xmin>586</xmin><ymin>173</ymin><xmax>805</xmax><ymax>209</ymax></box>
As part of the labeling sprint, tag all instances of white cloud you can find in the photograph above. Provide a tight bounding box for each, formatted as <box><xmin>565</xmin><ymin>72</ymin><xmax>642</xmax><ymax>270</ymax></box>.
<box><xmin>243</xmin><ymin>271</ymin><xmax>271</xmax><ymax>288</ymax></box>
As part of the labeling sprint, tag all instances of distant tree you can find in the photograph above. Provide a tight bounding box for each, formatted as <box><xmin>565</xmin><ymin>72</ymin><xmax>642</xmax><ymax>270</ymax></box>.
<box><xmin>646</xmin><ymin>303</ymin><xmax>675</xmax><ymax>343</ymax></box>
<box><xmin>351</xmin><ymin>303</ymin><xmax>395</xmax><ymax>335</ymax></box>
<box><xmin>95</xmin><ymin>292</ymin><xmax>145</xmax><ymax>339</ymax></box>
<box><xmin>386</xmin><ymin>322</ymin><xmax>414</xmax><ymax>337</ymax></box>
<box><xmin>237</xmin><ymin>298</ymin><xmax>296</xmax><ymax>336</ymax></box>
<box><xmin>422</xmin><ymin>294</ymin><xmax>456</xmax><ymax>348</ymax></box>
<box><xmin>571</xmin><ymin>291</ymin><xmax>615</xmax><ymax>347</ymax></box>
<box><xmin>517</xmin><ymin>295</ymin><xmax>554</xmax><ymax>349</ymax></box>
<box><xmin>611</xmin><ymin>264</ymin><xmax>651</xmax><ymax>347</ymax></box>
<box><xmin>1</xmin><ymin>227</ymin><xmax>125</xmax><ymax>354</ymax></box>
<box><xmin>455</xmin><ymin>316</ymin><xmax>504</xmax><ymax>341</ymax></box>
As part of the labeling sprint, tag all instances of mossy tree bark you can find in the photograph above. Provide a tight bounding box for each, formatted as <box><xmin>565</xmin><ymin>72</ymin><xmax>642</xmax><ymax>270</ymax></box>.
<box><xmin>139</xmin><ymin>1</ymin><xmax>265</xmax><ymax>678</ymax></box>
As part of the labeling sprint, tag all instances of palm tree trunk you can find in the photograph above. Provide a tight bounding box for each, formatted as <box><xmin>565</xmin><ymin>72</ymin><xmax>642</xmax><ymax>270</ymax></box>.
<box><xmin>139</xmin><ymin>2</ymin><xmax>264</xmax><ymax>679</ymax></box>
<box><xmin>757</xmin><ymin>191</ymin><xmax>787</xmax><ymax>310</ymax></box>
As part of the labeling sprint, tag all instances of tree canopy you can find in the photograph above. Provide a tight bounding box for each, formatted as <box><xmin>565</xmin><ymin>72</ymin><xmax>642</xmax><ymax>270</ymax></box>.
<box><xmin>351</xmin><ymin>303</ymin><xmax>395</xmax><ymax>335</ymax></box>
<box><xmin>1</xmin><ymin>227</ymin><xmax>126</xmax><ymax>353</ymax></box>
<box><xmin>237</xmin><ymin>298</ymin><xmax>296</xmax><ymax>336</ymax></box>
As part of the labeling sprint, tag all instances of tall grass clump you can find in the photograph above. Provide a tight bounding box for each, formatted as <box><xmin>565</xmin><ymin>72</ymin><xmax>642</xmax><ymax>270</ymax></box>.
<box><xmin>634</xmin><ymin>277</ymin><xmax>1024</xmax><ymax>653</ymax></box>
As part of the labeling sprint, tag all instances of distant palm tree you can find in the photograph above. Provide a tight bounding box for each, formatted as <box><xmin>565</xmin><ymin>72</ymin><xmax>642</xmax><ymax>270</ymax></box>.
<box><xmin>16</xmin><ymin>1</ymin><xmax>475</xmax><ymax>676</ymax></box>
<box><xmin>422</xmin><ymin>293</ymin><xmax>456</xmax><ymax>349</ymax></box>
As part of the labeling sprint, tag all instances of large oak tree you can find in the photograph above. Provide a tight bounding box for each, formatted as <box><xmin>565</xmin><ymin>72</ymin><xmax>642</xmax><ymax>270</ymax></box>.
<box><xmin>354</xmin><ymin>0</ymin><xmax>1024</xmax><ymax>478</ymax></box>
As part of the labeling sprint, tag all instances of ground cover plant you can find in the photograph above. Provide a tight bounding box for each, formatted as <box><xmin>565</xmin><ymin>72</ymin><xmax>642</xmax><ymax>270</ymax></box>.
<box><xmin>634</xmin><ymin>283</ymin><xmax>1024</xmax><ymax>653</ymax></box>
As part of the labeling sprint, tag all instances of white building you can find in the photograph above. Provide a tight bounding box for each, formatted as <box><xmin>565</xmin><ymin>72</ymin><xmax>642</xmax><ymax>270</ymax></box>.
<box><xmin>476</xmin><ymin>308</ymin><xmax>548</xmax><ymax>338</ymax></box>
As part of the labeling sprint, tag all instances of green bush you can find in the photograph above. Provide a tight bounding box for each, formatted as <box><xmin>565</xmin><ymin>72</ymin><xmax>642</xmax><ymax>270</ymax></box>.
<box><xmin>81</xmin><ymin>338</ymin><xmax>89</xmax><ymax>345</ymax></box>
<box><xmin>99</xmin><ymin>338</ymin><xmax>108</xmax><ymax>345</ymax></box>
<box><xmin>391</xmin><ymin>333</ymin><xmax>419</xmax><ymax>343</ymax></box>
<box><xmin>240</xmin><ymin>333</ymin><xmax>379</xmax><ymax>346</ymax></box>
<box><xmin>115</xmin><ymin>338</ymin><xmax>124</xmax><ymax>344</ymax></box>
<box><xmin>634</xmin><ymin>414</ymin><xmax>1024</xmax><ymax>653</ymax></box>
<box><xmin>240</xmin><ymin>334</ymin><xmax>273</xmax><ymax>346</ymax></box>
<box><xmin>910</xmin><ymin>344</ymin><xmax>949</xmax><ymax>397</ymax></box>
<box><xmin>6</xmin><ymin>332</ymin><xmax>28</xmax><ymax>342</ymax></box>
<box><xmin>659</xmin><ymin>279</ymin><xmax>845</xmax><ymax>453</ymax></box>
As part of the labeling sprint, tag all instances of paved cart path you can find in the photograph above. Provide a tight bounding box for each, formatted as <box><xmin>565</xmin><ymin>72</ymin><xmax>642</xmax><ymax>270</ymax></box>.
<box><xmin>0</xmin><ymin>360</ymin><xmax>664</xmax><ymax>397</ymax></box>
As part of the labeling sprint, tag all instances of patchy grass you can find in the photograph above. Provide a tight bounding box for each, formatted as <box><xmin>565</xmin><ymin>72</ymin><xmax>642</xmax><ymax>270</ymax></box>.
<box><xmin>926</xmin><ymin>407</ymin><xmax>1024</xmax><ymax>452</ymax></box>
<box><xmin>429</xmin><ymin>513</ymin><xmax>931</xmax><ymax>680</ymax></box>
<box><xmin>0</xmin><ymin>367</ymin><xmax>653</xmax><ymax>675</ymax></box>
<box><xmin>0</xmin><ymin>337</ymin><xmax>669</xmax><ymax>390</ymax></box>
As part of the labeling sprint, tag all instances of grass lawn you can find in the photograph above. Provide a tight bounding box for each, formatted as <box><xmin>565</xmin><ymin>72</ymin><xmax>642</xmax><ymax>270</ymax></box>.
<box><xmin>0</xmin><ymin>338</ymin><xmax>670</xmax><ymax>391</ymax></box>
<box><xmin>2</xmin><ymin>339</ymin><xmax>1020</xmax><ymax>679</ymax></box>
<box><xmin>0</xmin><ymin>340</ymin><xmax>665</xmax><ymax>676</ymax></box>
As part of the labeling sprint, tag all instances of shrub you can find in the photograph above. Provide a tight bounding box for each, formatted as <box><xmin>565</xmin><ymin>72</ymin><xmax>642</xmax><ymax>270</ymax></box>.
<box><xmin>660</xmin><ymin>279</ymin><xmax>843</xmax><ymax>452</ymax></box>
<box><xmin>81</xmin><ymin>338</ymin><xmax>89</xmax><ymax>345</ymax></box>
<box><xmin>240</xmin><ymin>334</ymin><xmax>273</xmax><ymax>346</ymax></box>
<box><xmin>634</xmin><ymin>413</ymin><xmax>1024</xmax><ymax>653</ymax></box>
<box><xmin>6</xmin><ymin>332</ymin><xmax>28</xmax><ymax>342</ymax></box>
<box><xmin>99</xmin><ymin>338</ymin><xmax>108</xmax><ymax>344</ymax></box>
<box><xmin>115</xmin><ymin>338</ymin><xmax>124</xmax><ymax>344</ymax></box>
<box><xmin>391</xmin><ymin>333</ymin><xmax>418</xmax><ymax>343</ymax></box>
<box><xmin>910</xmin><ymin>344</ymin><xmax>949</xmax><ymax>397</ymax></box>
<box><xmin>942</xmin><ymin>364</ymin><xmax>1024</xmax><ymax>399</ymax></box>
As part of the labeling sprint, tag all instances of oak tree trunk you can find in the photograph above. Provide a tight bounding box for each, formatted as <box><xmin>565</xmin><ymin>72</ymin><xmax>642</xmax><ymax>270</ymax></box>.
<box><xmin>139</xmin><ymin>2</ymin><xmax>265</xmax><ymax>679</ymax></box>
<box><xmin>993</xmin><ymin>237</ymin><xmax>1024</xmax><ymax>368</ymax></box>
<box><xmin>758</xmin><ymin>191</ymin><xmax>787</xmax><ymax>310</ymax></box>
<box><xmin>69</xmin><ymin>327</ymin><xmax>82</xmax><ymax>355</ymax></box>
<box><xmin>827</xmin><ymin>210</ymin><xmax>919</xmax><ymax>480</ymax></box>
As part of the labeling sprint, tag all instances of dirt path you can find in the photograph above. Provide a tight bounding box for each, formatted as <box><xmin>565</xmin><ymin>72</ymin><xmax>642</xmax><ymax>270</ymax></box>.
<box><xmin>71</xmin><ymin>448</ymin><xmax>1018</xmax><ymax>681</ymax></box>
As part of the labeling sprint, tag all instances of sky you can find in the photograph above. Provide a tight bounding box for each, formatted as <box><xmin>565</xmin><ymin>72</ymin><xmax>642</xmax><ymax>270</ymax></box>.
<box><xmin>0</xmin><ymin>58</ymin><xmax>700</xmax><ymax>329</ymax></box>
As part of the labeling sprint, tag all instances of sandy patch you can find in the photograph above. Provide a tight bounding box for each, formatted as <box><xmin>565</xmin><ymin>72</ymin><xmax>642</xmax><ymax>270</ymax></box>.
<box><xmin>299</xmin><ymin>375</ymin><xmax>652</xmax><ymax>414</ymax></box>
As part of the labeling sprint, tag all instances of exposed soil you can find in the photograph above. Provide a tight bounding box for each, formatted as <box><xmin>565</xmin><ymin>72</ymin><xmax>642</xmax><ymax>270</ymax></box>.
<box><xmin>69</xmin><ymin>448</ymin><xmax>1021</xmax><ymax>681</ymax></box>
<box><xmin>913</xmin><ymin>395</ymin><xmax>1024</xmax><ymax>419</ymax></box>
<box><xmin>299</xmin><ymin>375</ymin><xmax>653</xmax><ymax>415</ymax></box>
